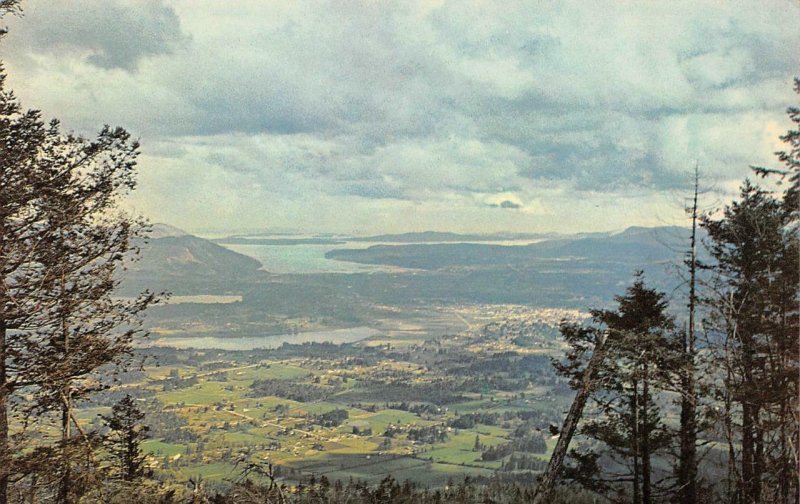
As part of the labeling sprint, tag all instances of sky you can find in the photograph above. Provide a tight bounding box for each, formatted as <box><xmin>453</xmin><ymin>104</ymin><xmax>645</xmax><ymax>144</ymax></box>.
<box><xmin>2</xmin><ymin>0</ymin><xmax>799</xmax><ymax>235</ymax></box>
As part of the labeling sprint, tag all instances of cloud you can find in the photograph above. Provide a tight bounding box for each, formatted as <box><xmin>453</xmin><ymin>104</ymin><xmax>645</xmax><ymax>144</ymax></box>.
<box><xmin>1</xmin><ymin>0</ymin><xmax>799</xmax><ymax>233</ymax></box>
<box><xmin>486</xmin><ymin>200</ymin><xmax>522</xmax><ymax>210</ymax></box>
<box><xmin>496</xmin><ymin>200</ymin><xmax>521</xmax><ymax>209</ymax></box>
<box><xmin>5</xmin><ymin>0</ymin><xmax>187</xmax><ymax>71</ymax></box>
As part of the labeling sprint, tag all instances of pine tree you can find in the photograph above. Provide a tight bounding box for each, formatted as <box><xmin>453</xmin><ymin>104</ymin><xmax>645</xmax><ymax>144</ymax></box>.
<box><xmin>555</xmin><ymin>275</ymin><xmax>677</xmax><ymax>504</ymax></box>
<box><xmin>27</xmin><ymin>130</ymin><xmax>155</xmax><ymax>503</ymax></box>
<box><xmin>101</xmin><ymin>395</ymin><xmax>151</xmax><ymax>482</ymax></box>
<box><xmin>701</xmin><ymin>80</ymin><xmax>799</xmax><ymax>503</ymax></box>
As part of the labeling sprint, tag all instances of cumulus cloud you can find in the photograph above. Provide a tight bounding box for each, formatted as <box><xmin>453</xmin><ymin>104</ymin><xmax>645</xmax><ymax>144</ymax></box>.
<box><xmin>5</xmin><ymin>0</ymin><xmax>187</xmax><ymax>71</ymax></box>
<box><xmin>1</xmin><ymin>0</ymin><xmax>798</xmax><ymax>233</ymax></box>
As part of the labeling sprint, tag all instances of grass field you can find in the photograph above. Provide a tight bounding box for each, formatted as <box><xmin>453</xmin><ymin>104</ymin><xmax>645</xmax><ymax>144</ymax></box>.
<box><xmin>94</xmin><ymin>318</ymin><xmax>570</xmax><ymax>490</ymax></box>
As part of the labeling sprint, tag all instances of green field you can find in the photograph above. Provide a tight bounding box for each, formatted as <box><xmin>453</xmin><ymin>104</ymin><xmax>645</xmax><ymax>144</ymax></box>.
<box><xmin>94</xmin><ymin>318</ymin><xmax>570</xmax><ymax>490</ymax></box>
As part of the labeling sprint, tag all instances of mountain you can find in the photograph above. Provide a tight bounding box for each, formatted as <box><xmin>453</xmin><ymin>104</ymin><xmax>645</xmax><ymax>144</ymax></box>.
<box><xmin>214</xmin><ymin>237</ymin><xmax>346</xmax><ymax>246</ymax></box>
<box><xmin>325</xmin><ymin>226</ymin><xmax>691</xmax><ymax>270</ymax></box>
<box><xmin>524</xmin><ymin>225</ymin><xmax>689</xmax><ymax>262</ymax></box>
<box><xmin>148</xmin><ymin>223</ymin><xmax>190</xmax><ymax>239</ymax></box>
<box><xmin>119</xmin><ymin>224</ymin><xmax>264</xmax><ymax>295</ymax></box>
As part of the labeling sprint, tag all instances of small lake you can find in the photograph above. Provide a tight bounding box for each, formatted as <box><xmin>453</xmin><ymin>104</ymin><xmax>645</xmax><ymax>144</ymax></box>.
<box><xmin>148</xmin><ymin>326</ymin><xmax>380</xmax><ymax>350</ymax></box>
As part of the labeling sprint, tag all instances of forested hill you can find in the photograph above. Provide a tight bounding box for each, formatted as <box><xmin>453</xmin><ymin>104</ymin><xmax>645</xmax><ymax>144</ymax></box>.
<box><xmin>325</xmin><ymin>226</ymin><xmax>692</xmax><ymax>270</ymax></box>
<box><xmin>120</xmin><ymin>224</ymin><xmax>264</xmax><ymax>294</ymax></box>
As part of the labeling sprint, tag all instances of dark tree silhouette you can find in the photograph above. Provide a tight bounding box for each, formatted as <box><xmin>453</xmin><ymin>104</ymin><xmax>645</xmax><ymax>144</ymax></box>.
<box><xmin>102</xmin><ymin>395</ymin><xmax>151</xmax><ymax>482</ymax></box>
<box><xmin>701</xmin><ymin>84</ymin><xmax>799</xmax><ymax>502</ymax></box>
<box><xmin>553</xmin><ymin>275</ymin><xmax>678</xmax><ymax>504</ymax></box>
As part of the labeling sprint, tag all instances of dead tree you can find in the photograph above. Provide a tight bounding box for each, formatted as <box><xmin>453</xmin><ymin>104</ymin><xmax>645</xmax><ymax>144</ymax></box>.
<box><xmin>533</xmin><ymin>331</ymin><xmax>608</xmax><ymax>504</ymax></box>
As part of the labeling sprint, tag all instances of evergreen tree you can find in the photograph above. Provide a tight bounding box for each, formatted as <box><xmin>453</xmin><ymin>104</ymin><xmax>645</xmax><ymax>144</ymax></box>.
<box><xmin>102</xmin><ymin>395</ymin><xmax>151</xmax><ymax>482</ymax></box>
<box><xmin>701</xmin><ymin>81</ymin><xmax>799</xmax><ymax>503</ymax></box>
<box><xmin>555</xmin><ymin>275</ymin><xmax>677</xmax><ymax>504</ymax></box>
<box><xmin>27</xmin><ymin>130</ymin><xmax>155</xmax><ymax>503</ymax></box>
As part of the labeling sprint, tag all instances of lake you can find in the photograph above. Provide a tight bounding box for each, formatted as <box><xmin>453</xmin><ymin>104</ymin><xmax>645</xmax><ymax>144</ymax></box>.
<box><xmin>148</xmin><ymin>326</ymin><xmax>380</xmax><ymax>350</ymax></box>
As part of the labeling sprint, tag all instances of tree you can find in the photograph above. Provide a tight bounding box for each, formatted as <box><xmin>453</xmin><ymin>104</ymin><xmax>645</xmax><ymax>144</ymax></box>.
<box><xmin>102</xmin><ymin>395</ymin><xmax>151</xmax><ymax>482</ymax></box>
<box><xmin>702</xmin><ymin>181</ymin><xmax>796</xmax><ymax>503</ymax></box>
<box><xmin>0</xmin><ymin>3</ymin><xmax>157</xmax><ymax>501</ymax></box>
<box><xmin>534</xmin><ymin>323</ymin><xmax>610</xmax><ymax>504</ymax></box>
<box><xmin>676</xmin><ymin>164</ymin><xmax>701</xmax><ymax>504</ymax></box>
<box><xmin>27</xmin><ymin>128</ymin><xmax>155</xmax><ymax>503</ymax></box>
<box><xmin>0</xmin><ymin>5</ymin><xmax>52</xmax><ymax>500</ymax></box>
<box><xmin>701</xmin><ymin>80</ymin><xmax>799</xmax><ymax>503</ymax></box>
<box><xmin>473</xmin><ymin>434</ymin><xmax>481</xmax><ymax>451</ymax></box>
<box><xmin>555</xmin><ymin>275</ymin><xmax>677</xmax><ymax>504</ymax></box>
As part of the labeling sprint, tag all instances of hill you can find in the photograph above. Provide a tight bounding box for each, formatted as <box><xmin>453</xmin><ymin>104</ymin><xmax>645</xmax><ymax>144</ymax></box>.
<box><xmin>214</xmin><ymin>237</ymin><xmax>346</xmax><ymax>246</ymax></box>
<box><xmin>119</xmin><ymin>225</ymin><xmax>264</xmax><ymax>295</ymax></box>
<box><xmin>324</xmin><ymin>226</ymin><xmax>689</xmax><ymax>270</ymax></box>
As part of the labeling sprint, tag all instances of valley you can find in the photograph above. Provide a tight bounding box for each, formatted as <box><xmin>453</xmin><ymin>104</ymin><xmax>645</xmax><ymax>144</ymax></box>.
<box><xmin>95</xmin><ymin>306</ymin><xmax>579</xmax><ymax>492</ymax></box>
<box><xmin>99</xmin><ymin>225</ymin><xmax>678</xmax><ymax>492</ymax></box>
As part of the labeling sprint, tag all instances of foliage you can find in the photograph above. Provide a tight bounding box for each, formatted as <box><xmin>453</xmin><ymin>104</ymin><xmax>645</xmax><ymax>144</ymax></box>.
<box><xmin>555</xmin><ymin>275</ymin><xmax>679</xmax><ymax>504</ymax></box>
<box><xmin>102</xmin><ymin>395</ymin><xmax>152</xmax><ymax>482</ymax></box>
<box><xmin>313</xmin><ymin>409</ymin><xmax>349</xmax><ymax>428</ymax></box>
<box><xmin>0</xmin><ymin>2</ymin><xmax>158</xmax><ymax>501</ymax></box>
<box><xmin>699</xmin><ymin>82</ymin><xmax>799</xmax><ymax>503</ymax></box>
<box><xmin>249</xmin><ymin>378</ymin><xmax>333</xmax><ymax>403</ymax></box>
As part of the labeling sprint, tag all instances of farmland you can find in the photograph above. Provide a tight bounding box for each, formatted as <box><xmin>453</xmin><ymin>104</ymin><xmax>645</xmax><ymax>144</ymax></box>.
<box><xmin>87</xmin><ymin>306</ymin><xmax>579</xmax><ymax>492</ymax></box>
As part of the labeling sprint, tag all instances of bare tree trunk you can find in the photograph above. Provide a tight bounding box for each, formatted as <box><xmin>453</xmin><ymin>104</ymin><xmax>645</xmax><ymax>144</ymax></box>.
<box><xmin>632</xmin><ymin>379</ymin><xmax>641</xmax><ymax>504</ymax></box>
<box><xmin>28</xmin><ymin>473</ymin><xmax>36</xmax><ymax>504</ymax></box>
<box><xmin>778</xmin><ymin>398</ymin><xmax>790</xmax><ymax>504</ymax></box>
<box><xmin>678</xmin><ymin>164</ymin><xmax>699</xmax><ymax>504</ymax></box>
<box><xmin>777</xmin><ymin>299</ymin><xmax>793</xmax><ymax>504</ymax></box>
<box><xmin>723</xmin><ymin>362</ymin><xmax>739</xmax><ymax>504</ymax></box>
<box><xmin>56</xmin><ymin>402</ymin><xmax>72</xmax><ymax>504</ymax></box>
<box><xmin>0</xmin><ymin>323</ymin><xmax>8</xmax><ymax>504</ymax></box>
<box><xmin>57</xmin><ymin>385</ymin><xmax>72</xmax><ymax>504</ymax></box>
<box><xmin>754</xmin><ymin>408</ymin><xmax>764</xmax><ymax>501</ymax></box>
<box><xmin>533</xmin><ymin>333</ymin><xmax>608</xmax><ymax>504</ymax></box>
<box><xmin>795</xmin><ymin>427</ymin><xmax>799</xmax><ymax>504</ymax></box>
<box><xmin>740</xmin><ymin>327</ymin><xmax>764</xmax><ymax>504</ymax></box>
<box><xmin>57</xmin><ymin>279</ymin><xmax>72</xmax><ymax>504</ymax></box>
<box><xmin>642</xmin><ymin>376</ymin><xmax>651</xmax><ymax>504</ymax></box>
<box><xmin>742</xmin><ymin>401</ymin><xmax>756</xmax><ymax>502</ymax></box>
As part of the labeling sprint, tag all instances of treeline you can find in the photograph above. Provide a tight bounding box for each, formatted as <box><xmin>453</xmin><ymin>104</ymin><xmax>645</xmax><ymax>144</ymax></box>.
<box><xmin>481</xmin><ymin>435</ymin><xmax>547</xmax><ymax>461</ymax></box>
<box><xmin>546</xmin><ymin>81</ymin><xmax>799</xmax><ymax>504</ymax></box>
<box><xmin>338</xmin><ymin>379</ymin><xmax>465</xmax><ymax>406</ymax></box>
<box><xmin>212</xmin><ymin>475</ymin><xmax>595</xmax><ymax>504</ymax></box>
<box><xmin>248</xmin><ymin>378</ymin><xmax>335</xmax><ymax>403</ymax></box>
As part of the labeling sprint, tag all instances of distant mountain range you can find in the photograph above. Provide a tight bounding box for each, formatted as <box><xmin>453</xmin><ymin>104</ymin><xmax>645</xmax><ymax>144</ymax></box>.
<box><xmin>213</xmin><ymin>230</ymin><xmax>554</xmax><ymax>245</ymax></box>
<box><xmin>325</xmin><ymin>226</ymin><xmax>692</xmax><ymax>270</ymax></box>
<box><xmin>119</xmin><ymin>224</ymin><xmax>698</xmax><ymax>314</ymax></box>
<box><xmin>214</xmin><ymin>237</ymin><xmax>346</xmax><ymax>246</ymax></box>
